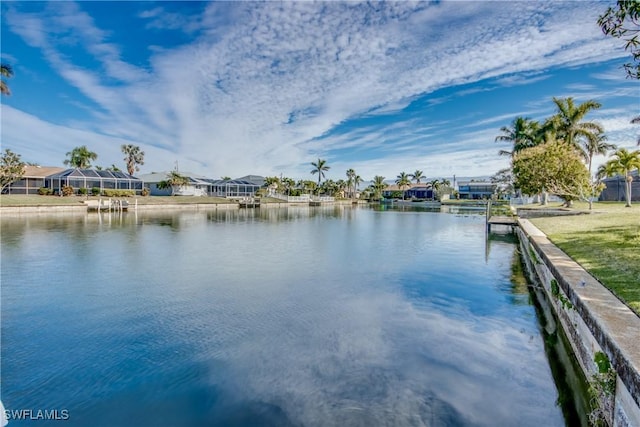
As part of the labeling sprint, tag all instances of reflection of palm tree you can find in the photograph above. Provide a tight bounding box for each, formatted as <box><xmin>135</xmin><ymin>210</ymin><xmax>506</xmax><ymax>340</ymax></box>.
<box><xmin>311</xmin><ymin>158</ymin><xmax>330</xmax><ymax>193</ymax></box>
<box><xmin>1</xmin><ymin>63</ymin><xmax>13</xmax><ymax>95</ymax></box>
<box><xmin>601</xmin><ymin>148</ymin><xmax>640</xmax><ymax>207</ymax></box>
<box><xmin>121</xmin><ymin>144</ymin><xmax>145</xmax><ymax>176</ymax></box>
<box><xmin>396</xmin><ymin>172</ymin><xmax>411</xmax><ymax>200</ymax></box>
<box><xmin>64</xmin><ymin>145</ymin><xmax>98</xmax><ymax>169</ymax></box>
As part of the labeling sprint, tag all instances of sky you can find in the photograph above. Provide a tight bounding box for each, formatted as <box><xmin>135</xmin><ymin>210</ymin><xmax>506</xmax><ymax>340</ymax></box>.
<box><xmin>1</xmin><ymin>1</ymin><xmax>639</xmax><ymax>183</ymax></box>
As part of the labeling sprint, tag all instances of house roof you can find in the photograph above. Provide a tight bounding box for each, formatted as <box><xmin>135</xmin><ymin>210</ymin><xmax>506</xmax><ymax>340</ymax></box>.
<box><xmin>383</xmin><ymin>183</ymin><xmax>432</xmax><ymax>191</ymax></box>
<box><xmin>138</xmin><ymin>171</ymin><xmax>210</xmax><ymax>183</ymax></box>
<box><xmin>22</xmin><ymin>165</ymin><xmax>66</xmax><ymax>178</ymax></box>
<box><xmin>47</xmin><ymin>168</ymin><xmax>140</xmax><ymax>180</ymax></box>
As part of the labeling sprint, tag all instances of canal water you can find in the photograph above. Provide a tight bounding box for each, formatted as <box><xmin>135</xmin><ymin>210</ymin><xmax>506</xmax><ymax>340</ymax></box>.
<box><xmin>1</xmin><ymin>206</ymin><xmax>584</xmax><ymax>426</ymax></box>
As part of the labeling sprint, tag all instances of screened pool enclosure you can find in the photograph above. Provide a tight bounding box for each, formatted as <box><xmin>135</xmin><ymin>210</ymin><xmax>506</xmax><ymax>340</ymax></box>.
<box><xmin>44</xmin><ymin>169</ymin><xmax>143</xmax><ymax>194</ymax></box>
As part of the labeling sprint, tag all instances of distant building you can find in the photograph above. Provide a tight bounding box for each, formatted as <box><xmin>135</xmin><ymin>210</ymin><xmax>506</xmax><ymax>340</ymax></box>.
<box><xmin>206</xmin><ymin>179</ymin><xmax>261</xmax><ymax>198</ymax></box>
<box><xmin>3</xmin><ymin>166</ymin><xmax>65</xmax><ymax>194</ymax></box>
<box><xmin>598</xmin><ymin>171</ymin><xmax>640</xmax><ymax>202</ymax></box>
<box><xmin>457</xmin><ymin>181</ymin><xmax>497</xmax><ymax>199</ymax></box>
<box><xmin>45</xmin><ymin>168</ymin><xmax>143</xmax><ymax>194</ymax></box>
<box><xmin>382</xmin><ymin>184</ymin><xmax>435</xmax><ymax>199</ymax></box>
<box><xmin>3</xmin><ymin>166</ymin><xmax>143</xmax><ymax>195</ymax></box>
<box><xmin>138</xmin><ymin>171</ymin><xmax>211</xmax><ymax>196</ymax></box>
<box><xmin>236</xmin><ymin>175</ymin><xmax>266</xmax><ymax>188</ymax></box>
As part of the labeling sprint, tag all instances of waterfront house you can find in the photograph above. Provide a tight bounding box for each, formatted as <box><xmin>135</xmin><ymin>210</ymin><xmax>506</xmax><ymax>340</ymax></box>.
<box><xmin>138</xmin><ymin>171</ymin><xmax>211</xmax><ymax>196</ymax></box>
<box><xmin>3</xmin><ymin>165</ymin><xmax>65</xmax><ymax>194</ymax></box>
<box><xmin>45</xmin><ymin>168</ymin><xmax>143</xmax><ymax>194</ymax></box>
<box><xmin>205</xmin><ymin>178</ymin><xmax>261</xmax><ymax>198</ymax></box>
<box><xmin>382</xmin><ymin>184</ymin><xmax>435</xmax><ymax>200</ymax></box>
<box><xmin>457</xmin><ymin>181</ymin><xmax>497</xmax><ymax>200</ymax></box>
<box><xmin>598</xmin><ymin>171</ymin><xmax>640</xmax><ymax>202</ymax></box>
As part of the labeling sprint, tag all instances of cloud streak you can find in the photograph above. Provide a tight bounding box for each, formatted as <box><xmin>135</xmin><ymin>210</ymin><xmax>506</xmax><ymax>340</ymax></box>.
<box><xmin>1</xmin><ymin>1</ymin><xmax>632</xmax><ymax>179</ymax></box>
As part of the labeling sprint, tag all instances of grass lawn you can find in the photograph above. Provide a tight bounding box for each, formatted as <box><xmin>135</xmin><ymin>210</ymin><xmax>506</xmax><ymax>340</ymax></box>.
<box><xmin>528</xmin><ymin>202</ymin><xmax>640</xmax><ymax>315</ymax></box>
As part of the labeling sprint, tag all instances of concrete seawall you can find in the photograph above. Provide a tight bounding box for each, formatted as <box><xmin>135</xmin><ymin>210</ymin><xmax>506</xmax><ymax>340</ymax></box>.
<box><xmin>517</xmin><ymin>218</ymin><xmax>640</xmax><ymax>426</ymax></box>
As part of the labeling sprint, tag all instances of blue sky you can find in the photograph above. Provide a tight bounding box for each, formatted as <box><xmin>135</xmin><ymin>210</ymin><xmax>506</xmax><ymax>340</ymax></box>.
<box><xmin>1</xmin><ymin>1</ymin><xmax>638</xmax><ymax>182</ymax></box>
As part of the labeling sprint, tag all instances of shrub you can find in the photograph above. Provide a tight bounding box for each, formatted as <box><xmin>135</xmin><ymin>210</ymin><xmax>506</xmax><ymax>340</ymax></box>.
<box><xmin>37</xmin><ymin>187</ymin><xmax>53</xmax><ymax>195</ymax></box>
<box><xmin>141</xmin><ymin>187</ymin><xmax>150</xmax><ymax>197</ymax></box>
<box><xmin>78</xmin><ymin>187</ymin><xmax>88</xmax><ymax>195</ymax></box>
<box><xmin>103</xmin><ymin>189</ymin><xmax>135</xmax><ymax>197</ymax></box>
<box><xmin>61</xmin><ymin>185</ymin><xmax>74</xmax><ymax>197</ymax></box>
<box><xmin>91</xmin><ymin>187</ymin><xmax>101</xmax><ymax>196</ymax></box>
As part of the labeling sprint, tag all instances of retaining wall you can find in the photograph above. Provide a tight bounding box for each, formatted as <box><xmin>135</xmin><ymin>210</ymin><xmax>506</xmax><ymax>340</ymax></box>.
<box><xmin>517</xmin><ymin>219</ymin><xmax>640</xmax><ymax>427</ymax></box>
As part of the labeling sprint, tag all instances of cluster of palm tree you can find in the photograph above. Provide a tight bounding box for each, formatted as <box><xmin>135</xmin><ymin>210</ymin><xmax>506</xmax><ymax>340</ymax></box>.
<box><xmin>392</xmin><ymin>170</ymin><xmax>451</xmax><ymax>200</ymax></box>
<box><xmin>62</xmin><ymin>144</ymin><xmax>145</xmax><ymax>176</ymax></box>
<box><xmin>497</xmin><ymin>96</ymin><xmax>640</xmax><ymax>206</ymax></box>
<box><xmin>597</xmin><ymin>148</ymin><xmax>640</xmax><ymax>207</ymax></box>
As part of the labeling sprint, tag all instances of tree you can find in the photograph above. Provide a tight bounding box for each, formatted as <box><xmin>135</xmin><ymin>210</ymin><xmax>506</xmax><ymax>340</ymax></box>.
<box><xmin>598</xmin><ymin>0</ymin><xmax>640</xmax><ymax>79</ymax></box>
<box><xmin>429</xmin><ymin>179</ymin><xmax>441</xmax><ymax>200</ymax></box>
<box><xmin>157</xmin><ymin>170</ymin><xmax>189</xmax><ymax>196</ymax></box>
<box><xmin>491</xmin><ymin>168</ymin><xmax>515</xmax><ymax>199</ymax></box>
<box><xmin>495</xmin><ymin>117</ymin><xmax>542</xmax><ymax>157</ymax></box>
<box><xmin>310</xmin><ymin>158</ymin><xmax>330</xmax><ymax>193</ymax></box>
<box><xmin>547</xmin><ymin>97</ymin><xmax>603</xmax><ymax>148</ymax></box>
<box><xmin>121</xmin><ymin>144</ymin><xmax>145</xmax><ymax>176</ymax></box>
<box><xmin>513</xmin><ymin>141</ymin><xmax>594</xmax><ymax>207</ymax></box>
<box><xmin>601</xmin><ymin>148</ymin><xmax>640</xmax><ymax>207</ymax></box>
<box><xmin>353</xmin><ymin>174</ymin><xmax>363</xmax><ymax>198</ymax></box>
<box><xmin>395</xmin><ymin>172</ymin><xmax>411</xmax><ymax>200</ymax></box>
<box><xmin>581</xmin><ymin>131</ymin><xmax>616</xmax><ymax>177</ymax></box>
<box><xmin>632</xmin><ymin>116</ymin><xmax>640</xmax><ymax>145</ymax></box>
<box><xmin>64</xmin><ymin>145</ymin><xmax>98</xmax><ymax>169</ymax></box>
<box><xmin>411</xmin><ymin>170</ymin><xmax>424</xmax><ymax>184</ymax></box>
<box><xmin>1</xmin><ymin>63</ymin><xmax>13</xmax><ymax>96</ymax></box>
<box><xmin>346</xmin><ymin>168</ymin><xmax>356</xmax><ymax>198</ymax></box>
<box><xmin>370</xmin><ymin>175</ymin><xmax>387</xmax><ymax>200</ymax></box>
<box><xmin>0</xmin><ymin>149</ymin><xmax>25</xmax><ymax>192</ymax></box>
<box><xmin>281</xmin><ymin>177</ymin><xmax>295</xmax><ymax>196</ymax></box>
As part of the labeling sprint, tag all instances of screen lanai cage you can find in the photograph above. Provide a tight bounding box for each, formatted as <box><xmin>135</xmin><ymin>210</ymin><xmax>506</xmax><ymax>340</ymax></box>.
<box><xmin>45</xmin><ymin>169</ymin><xmax>143</xmax><ymax>194</ymax></box>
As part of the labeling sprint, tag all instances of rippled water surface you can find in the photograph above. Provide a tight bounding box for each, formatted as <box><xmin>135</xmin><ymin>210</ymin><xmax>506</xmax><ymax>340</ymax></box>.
<box><xmin>2</xmin><ymin>206</ymin><xmax>568</xmax><ymax>426</ymax></box>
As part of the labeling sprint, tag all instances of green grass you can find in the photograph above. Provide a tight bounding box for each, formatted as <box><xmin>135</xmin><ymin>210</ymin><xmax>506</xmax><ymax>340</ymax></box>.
<box><xmin>529</xmin><ymin>202</ymin><xmax>640</xmax><ymax>315</ymax></box>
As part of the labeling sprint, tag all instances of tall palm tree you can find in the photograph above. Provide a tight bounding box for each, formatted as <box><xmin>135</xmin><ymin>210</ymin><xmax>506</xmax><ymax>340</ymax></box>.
<box><xmin>121</xmin><ymin>144</ymin><xmax>145</xmax><ymax>176</ymax></box>
<box><xmin>429</xmin><ymin>179</ymin><xmax>441</xmax><ymax>199</ymax></box>
<box><xmin>353</xmin><ymin>174</ymin><xmax>363</xmax><ymax>199</ymax></box>
<box><xmin>371</xmin><ymin>175</ymin><xmax>386</xmax><ymax>200</ymax></box>
<box><xmin>395</xmin><ymin>172</ymin><xmax>411</xmax><ymax>200</ymax></box>
<box><xmin>548</xmin><ymin>97</ymin><xmax>603</xmax><ymax>149</ymax></box>
<box><xmin>64</xmin><ymin>145</ymin><xmax>98</xmax><ymax>169</ymax></box>
<box><xmin>1</xmin><ymin>63</ymin><xmax>13</xmax><ymax>96</ymax></box>
<box><xmin>310</xmin><ymin>158</ymin><xmax>330</xmax><ymax>193</ymax></box>
<box><xmin>411</xmin><ymin>170</ymin><xmax>424</xmax><ymax>184</ymax></box>
<box><xmin>495</xmin><ymin>117</ymin><xmax>541</xmax><ymax>157</ymax></box>
<box><xmin>580</xmin><ymin>131</ymin><xmax>616</xmax><ymax>177</ymax></box>
<box><xmin>632</xmin><ymin>116</ymin><xmax>640</xmax><ymax>146</ymax></box>
<box><xmin>346</xmin><ymin>168</ymin><xmax>356</xmax><ymax>198</ymax></box>
<box><xmin>602</xmin><ymin>148</ymin><xmax>640</xmax><ymax>207</ymax></box>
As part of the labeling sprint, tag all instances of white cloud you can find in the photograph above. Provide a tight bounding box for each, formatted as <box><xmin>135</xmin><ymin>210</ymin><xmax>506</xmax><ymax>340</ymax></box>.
<box><xmin>2</xmin><ymin>1</ymin><xmax>635</xmax><ymax>180</ymax></box>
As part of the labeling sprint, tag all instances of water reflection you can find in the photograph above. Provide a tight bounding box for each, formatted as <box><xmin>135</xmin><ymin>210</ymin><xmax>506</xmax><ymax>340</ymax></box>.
<box><xmin>1</xmin><ymin>207</ymin><xmax>572</xmax><ymax>426</ymax></box>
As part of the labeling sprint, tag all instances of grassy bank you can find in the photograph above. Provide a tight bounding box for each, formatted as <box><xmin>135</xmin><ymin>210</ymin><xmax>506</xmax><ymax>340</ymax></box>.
<box><xmin>528</xmin><ymin>202</ymin><xmax>640</xmax><ymax>315</ymax></box>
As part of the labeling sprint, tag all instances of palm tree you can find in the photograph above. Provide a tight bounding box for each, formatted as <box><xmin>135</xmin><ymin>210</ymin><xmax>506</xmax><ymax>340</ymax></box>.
<box><xmin>411</xmin><ymin>170</ymin><xmax>424</xmax><ymax>184</ymax></box>
<box><xmin>495</xmin><ymin>117</ymin><xmax>541</xmax><ymax>157</ymax></box>
<box><xmin>371</xmin><ymin>175</ymin><xmax>386</xmax><ymax>200</ymax></box>
<box><xmin>310</xmin><ymin>158</ymin><xmax>330</xmax><ymax>193</ymax></box>
<box><xmin>1</xmin><ymin>63</ymin><xmax>13</xmax><ymax>96</ymax></box>
<box><xmin>121</xmin><ymin>144</ymin><xmax>145</xmax><ymax>176</ymax></box>
<box><xmin>158</xmin><ymin>170</ymin><xmax>189</xmax><ymax>196</ymax></box>
<box><xmin>64</xmin><ymin>145</ymin><xmax>98</xmax><ymax>169</ymax></box>
<box><xmin>601</xmin><ymin>148</ymin><xmax>640</xmax><ymax>207</ymax></box>
<box><xmin>353</xmin><ymin>174</ymin><xmax>363</xmax><ymax>199</ymax></box>
<box><xmin>632</xmin><ymin>116</ymin><xmax>640</xmax><ymax>146</ymax></box>
<box><xmin>429</xmin><ymin>179</ymin><xmax>441</xmax><ymax>200</ymax></box>
<box><xmin>547</xmin><ymin>97</ymin><xmax>603</xmax><ymax>149</ymax></box>
<box><xmin>346</xmin><ymin>168</ymin><xmax>356</xmax><ymax>198</ymax></box>
<box><xmin>580</xmin><ymin>131</ymin><xmax>616</xmax><ymax>177</ymax></box>
<box><xmin>395</xmin><ymin>172</ymin><xmax>411</xmax><ymax>200</ymax></box>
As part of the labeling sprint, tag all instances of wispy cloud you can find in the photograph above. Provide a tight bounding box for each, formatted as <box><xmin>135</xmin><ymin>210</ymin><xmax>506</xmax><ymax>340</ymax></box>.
<box><xmin>2</xmin><ymin>1</ymin><xmax>632</xmax><ymax>179</ymax></box>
